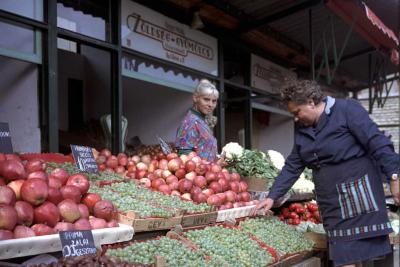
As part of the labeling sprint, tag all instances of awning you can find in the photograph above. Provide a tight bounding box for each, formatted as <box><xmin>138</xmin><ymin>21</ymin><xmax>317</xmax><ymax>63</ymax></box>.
<box><xmin>326</xmin><ymin>0</ymin><xmax>399</xmax><ymax>65</ymax></box>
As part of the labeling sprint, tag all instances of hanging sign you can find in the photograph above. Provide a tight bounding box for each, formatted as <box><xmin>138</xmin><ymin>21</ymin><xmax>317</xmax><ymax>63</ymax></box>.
<box><xmin>0</xmin><ymin>122</ymin><xmax>13</xmax><ymax>153</ymax></box>
<box><xmin>121</xmin><ymin>0</ymin><xmax>218</xmax><ymax>76</ymax></box>
<box><xmin>251</xmin><ymin>54</ymin><xmax>297</xmax><ymax>94</ymax></box>
<box><xmin>59</xmin><ymin>230</ymin><xmax>96</xmax><ymax>257</ymax></box>
<box><xmin>70</xmin><ymin>145</ymin><xmax>98</xmax><ymax>173</ymax></box>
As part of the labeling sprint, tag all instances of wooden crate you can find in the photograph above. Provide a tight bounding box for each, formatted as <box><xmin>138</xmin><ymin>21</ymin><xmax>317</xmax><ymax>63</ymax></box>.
<box><xmin>118</xmin><ymin>211</ymin><xmax>183</xmax><ymax>232</ymax></box>
<box><xmin>242</xmin><ymin>177</ymin><xmax>269</xmax><ymax>191</ymax></box>
<box><xmin>304</xmin><ymin>232</ymin><xmax>327</xmax><ymax>250</ymax></box>
<box><xmin>181</xmin><ymin>211</ymin><xmax>218</xmax><ymax>228</ymax></box>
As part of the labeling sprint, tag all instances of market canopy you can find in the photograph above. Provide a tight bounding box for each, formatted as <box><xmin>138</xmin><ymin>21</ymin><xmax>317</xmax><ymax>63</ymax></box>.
<box><xmin>326</xmin><ymin>0</ymin><xmax>399</xmax><ymax>65</ymax></box>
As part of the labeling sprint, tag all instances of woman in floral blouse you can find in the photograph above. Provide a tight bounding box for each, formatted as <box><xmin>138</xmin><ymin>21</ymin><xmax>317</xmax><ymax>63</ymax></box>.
<box><xmin>175</xmin><ymin>79</ymin><xmax>219</xmax><ymax>162</ymax></box>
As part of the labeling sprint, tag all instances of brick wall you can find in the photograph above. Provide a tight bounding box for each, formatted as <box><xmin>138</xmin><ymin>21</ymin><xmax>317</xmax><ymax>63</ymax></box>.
<box><xmin>359</xmin><ymin>97</ymin><xmax>399</xmax><ymax>153</ymax></box>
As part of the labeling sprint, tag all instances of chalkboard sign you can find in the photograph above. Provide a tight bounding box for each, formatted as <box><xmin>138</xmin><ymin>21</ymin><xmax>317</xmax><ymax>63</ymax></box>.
<box><xmin>70</xmin><ymin>145</ymin><xmax>98</xmax><ymax>173</ymax></box>
<box><xmin>59</xmin><ymin>230</ymin><xmax>96</xmax><ymax>257</ymax></box>
<box><xmin>0</xmin><ymin>122</ymin><xmax>13</xmax><ymax>153</ymax></box>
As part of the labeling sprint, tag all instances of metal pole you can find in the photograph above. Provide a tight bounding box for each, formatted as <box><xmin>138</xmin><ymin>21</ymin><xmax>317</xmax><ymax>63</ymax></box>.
<box><xmin>111</xmin><ymin>0</ymin><xmax>122</xmax><ymax>153</ymax></box>
<box><xmin>309</xmin><ymin>8</ymin><xmax>314</xmax><ymax>80</ymax></box>
<box><xmin>44</xmin><ymin>0</ymin><xmax>59</xmax><ymax>152</ymax></box>
<box><xmin>216</xmin><ymin>40</ymin><xmax>225</xmax><ymax>151</ymax></box>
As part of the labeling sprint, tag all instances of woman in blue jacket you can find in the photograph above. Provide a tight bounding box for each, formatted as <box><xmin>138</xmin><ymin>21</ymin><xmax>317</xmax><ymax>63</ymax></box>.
<box><xmin>254</xmin><ymin>79</ymin><xmax>399</xmax><ymax>267</ymax></box>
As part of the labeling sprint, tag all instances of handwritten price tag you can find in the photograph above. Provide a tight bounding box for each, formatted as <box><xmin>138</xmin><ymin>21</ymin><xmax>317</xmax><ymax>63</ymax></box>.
<box><xmin>59</xmin><ymin>230</ymin><xmax>96</xmax><ymax>257</ymax></box>
<box><xmin>71</xmin><ymin>145</ymin><xmax>98</xmax><ymax>173</ymax></box>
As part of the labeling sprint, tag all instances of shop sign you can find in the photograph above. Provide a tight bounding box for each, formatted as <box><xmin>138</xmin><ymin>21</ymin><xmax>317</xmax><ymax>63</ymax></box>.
<box><xmin>121</xmin><ymin>0</ymin><xmax>218</xmax><ymax>76</ymax></box>
<box><xmin>70</xmin><ymin>145</ymin><xmax>98</xmax><ymax>173</ymax></box>
<box><xmin>59</xmin><ymin>230</ymin><xmax>96</xmax><ymax>257</ymax></box>
<box><xmin>0</xmin><ymin>122</ymin><xmax>13</xmax><ymax>153</ymax></box>
<box><xmin>251</xmin><ymin>54</ymin><xmax>296</xmax><ymax>94</ymax></box>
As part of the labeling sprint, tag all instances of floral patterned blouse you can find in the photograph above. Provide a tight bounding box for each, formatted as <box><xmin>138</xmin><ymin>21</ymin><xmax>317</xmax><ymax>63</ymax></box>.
<box><xmin>175</xmin><ymin>108</ymin><xmax>218</xmax><ymax>162</ymax></box>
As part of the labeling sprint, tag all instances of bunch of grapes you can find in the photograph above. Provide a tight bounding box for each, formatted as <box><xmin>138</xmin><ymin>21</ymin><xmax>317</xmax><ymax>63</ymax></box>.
<box><xmin>105</xmin><ymin>237</ymin><xmax>219</xmax><ymax>267</ymax></box>
<box><xmin>184</xmin><ymin>225</ymin><xmax>274</xmax><ymax>267</ymax></box>
<box><xmin>239</xmin><ymin>217</ymin><xmax>314</xmax><ymax>255</ymax></box>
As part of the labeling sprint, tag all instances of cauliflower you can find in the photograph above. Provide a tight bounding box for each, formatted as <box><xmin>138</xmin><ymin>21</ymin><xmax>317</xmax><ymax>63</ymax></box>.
<box><xmin>221</xmin><ymin>142</ymin><xmax>244</xmax><ymax>160</ymax></box>
<box><xmin>267</xmin><ymin>150</ymin><xmax>285</xmax><ymax>170</ymax></box>
<box><xmin>292</xmin><ymin>175</ymin><xmax>315</xmax><ymax>193</ymax></box>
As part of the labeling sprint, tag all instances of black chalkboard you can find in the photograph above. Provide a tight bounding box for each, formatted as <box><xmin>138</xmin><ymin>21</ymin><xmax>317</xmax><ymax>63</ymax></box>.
<box><xmin>70</xmin><ymin>145</ymin><xmax>98</xmax><ymax>173</ymax></box>
<box><xmin>59</xmin><ymin>230</ymin><xmax>96</xmax><ymax>257</ymax></box>
<box><xmin>0</xmin><ymin>122</ymin><xmax>13</xmax><ymax>153</ymax></box>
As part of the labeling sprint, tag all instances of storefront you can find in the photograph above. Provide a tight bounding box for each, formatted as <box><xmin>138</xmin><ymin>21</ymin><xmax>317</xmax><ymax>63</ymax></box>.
<box><xmin>0</xmin><ymin>0</ymin><xmax>296</xmax><ymax>157</ymax></box>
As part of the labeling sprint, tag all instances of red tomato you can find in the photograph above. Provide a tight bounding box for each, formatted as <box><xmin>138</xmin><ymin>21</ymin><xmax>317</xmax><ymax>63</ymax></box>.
<box><xmin>293</xmin><ymin>218</ymin><xmax>301</xmax><ymax>225</ymax></box>
<box><xmin>287</xmin><ymin>218</ymin><xmax>294</xmax><ymax>225</ymax></box>
<box><xmin>289</xmin><ymin>212</ymin><xmax>299</xmax><ymax>219</ymax></box>
<box><xmin>281</xmin><ymin>207</ymin><xmax>290</xmax><ymax>218</ymax></box>
<box><xmin>307</xmin><ymin>203</ymin><xmax>319</xmax><ymax>212</ymax></box>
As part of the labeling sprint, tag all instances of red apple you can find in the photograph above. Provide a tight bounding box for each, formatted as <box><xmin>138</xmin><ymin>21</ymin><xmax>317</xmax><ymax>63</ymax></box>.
<box><xmin>25</xmin><ymin>159</ymin><xmax>46</xmax><ymax>173</ymax></box>
<box><xmin>49</xmin><ymin>168</ymin><xmax>69</xmax><ymax>185</ymax></box>
<box><xmin>0</xmin><ymin>204</ymin><xmax>17</xmax><ymax>230</ymax></box>
<box><xmin>31</xmin><ymin>224</ymin><xmax>55</xmax><ymax>236</ymax></box>
<box><xmin>27</xmin><ymin>171</ymin><xmax>48</xmax><ymax>184</ymax></box>
<box><xmin>78</xmin><ymin>204</ymin><xmax>89</xmax><ymax>219</ymax></box>
<box><xmin>48</xmin><ymin>177</ymin><xmax>62</xmax><ymax>189</ymax></box>
<box><xmin>20</xmin><ymin>178</ymin><xmax>48</xmax><ymax>206</ymax></box>
<box><xmin>89</xmin><ymin>217</ymin><xmax>107</xmax><ymax>229</ymax></box>
<box><xmin>7</xmin><ymin>179</ymin><xmax>24</xmax><ymax>200</ymax></box>
<box><xmin>66</xmin><ymin>174</ymin><xmax>89</xmax><ymax>195</ymax></box>
<box><xmin>0</xmin><ymin>185</ymin><xmax>16</xmax><ymax>205</ymax></box>
<box><xmin>34</xmin><ymin>201</ymin><xmax>60</xmax><ymax>227</ymax></box>
<box><xmin>0</xmin><ymin>160</ymin><xmax>25</xmax><ymax>181</ymax></box>
<box><xmin>82</xmin><ymin>193</ymin><xmax>102</xmax><ymax>213</ymax></box>
<box><xmin>15</xmin><ymin>201</ymin><xmax>34</xmax><ymax>226</ymax></box>
<box><xmin>107</xmin><ymin>220</ymin><xmax>118</xmax><ymax>228</ymax></box>
<box><xmin>60</xmin><ymin>185</ymin><xmax>81</xmax><ymax>204</ymax></box>
<box><xmin>58</xmin><ymin>199</ymin><xmax>80</xmax><ymax>223</ymax></box>
<box><xmin>0</xmin><ymin>230</ymin><xmax>13</xmax><ymax>240</ymax></box>
<box><xmin>74</xmin><ymin>218</ymin><xmax>91</xmax><ymax>230</ymax></box>
<box><xmin>93</xmin><ymin>200</ymin><xmax>115</xmax><ymax>221</ymax></box>
<box><xmin>47</xmin><ymin>187</ymin><xmax>63</xmax><ymax>205</ymax></box>
<box><xmin>14</xmin><ymin>225</ymin><xmax>36</xmax><ymax>238</ymax></box>
<box><xmin>54</xmin><ymin>222</ymin><xmax>75</xmax><ymax>232</ymax></box>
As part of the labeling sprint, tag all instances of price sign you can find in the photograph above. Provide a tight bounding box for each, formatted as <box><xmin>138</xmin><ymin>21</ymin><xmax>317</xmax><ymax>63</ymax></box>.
<box><xmin>0</xmin><ymin>122</ymin><xmax>13</xmax><ymax>153</ymax></box>
<box><xmin>59</xmin><ymin>230</ymin><xmax>96</xmax><ymax>257</ymax></box>
<box><xmin>70</xmin><ymin>145</ymin><xmax>98</xmax><ymax>173</ymax></box>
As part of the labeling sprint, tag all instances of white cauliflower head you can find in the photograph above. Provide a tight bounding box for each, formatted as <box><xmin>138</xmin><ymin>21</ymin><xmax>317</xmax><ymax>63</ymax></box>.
<box><xmin>221</xmin><ymin>142</ymin><xmax>244</xmax><ymax>160</ymax></box>
<box><xmin>267</xmin><ymin>150</ymin><xmax>285</xmax><ymax>170</ymax></box>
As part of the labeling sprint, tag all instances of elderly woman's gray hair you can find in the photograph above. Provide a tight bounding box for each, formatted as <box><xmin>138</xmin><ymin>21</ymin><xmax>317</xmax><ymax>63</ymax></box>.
<box><xmin>194</xmin><ymin>79</ymin><xmax>219</xmax><ymax>98</ymax></box>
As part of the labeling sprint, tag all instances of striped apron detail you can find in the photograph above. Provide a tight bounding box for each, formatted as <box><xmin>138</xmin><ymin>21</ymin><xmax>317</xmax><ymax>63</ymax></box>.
<box><xmin>327</xmin><ymin>222</ymin><xmax>392</xmax><ymax>238</ymax></box>
<box><xmin>336</xmin><ymin>174</ymin><xmax>378</xmax><ymax>219</ymax></box>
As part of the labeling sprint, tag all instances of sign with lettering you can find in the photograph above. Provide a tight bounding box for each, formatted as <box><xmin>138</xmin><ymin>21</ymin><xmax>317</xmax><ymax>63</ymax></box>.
<box><xmin>59</xmin><ymin>230</ymin><xmax>96</xmax><ymax>258</ymax></box>
<box><xmin>181</xmin><ymin>212</ymin><xmax>218</xmax><ymax>227</ymax></box>
<box><xmin>121</xmin><ymin>0</ymin><xmax>218</xmax><ymax>76</ymax></box>
<box><xmin>251</xmin><ymin>54</ymin><xmax>296</xmax><ymax>94</ymax></box>
<box><xmin>70</xmin><ymin>145</ymin><xmax>98</xmax><ymax>173</ymax></box>
<box><xmin>0</xmin><ymin>122</ymin><xmax>13</xmax><ymax>153</ymax></box>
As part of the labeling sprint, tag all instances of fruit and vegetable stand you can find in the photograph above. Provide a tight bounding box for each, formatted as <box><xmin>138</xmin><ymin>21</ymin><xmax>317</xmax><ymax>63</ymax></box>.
<box><xmin>0</xmin><ymin>147</ymin><xmax>397</xmax><ymax>267</ymax></box>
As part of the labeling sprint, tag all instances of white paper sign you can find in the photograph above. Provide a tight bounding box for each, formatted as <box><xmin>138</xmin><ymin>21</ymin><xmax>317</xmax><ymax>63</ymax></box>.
<box><xmin>121</xmin><ymin>0</ymin><xmax>218</xmax><ymax>76</ymax></box>
<box><xmin>251</xmin><ymin>54</ymin><xmax>296</xmax><ymax>94</ymax></box>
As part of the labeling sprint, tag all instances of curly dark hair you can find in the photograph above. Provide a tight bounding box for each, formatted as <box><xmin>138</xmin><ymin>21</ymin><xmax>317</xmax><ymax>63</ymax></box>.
<box><xmin>281</xmin><ymin>79</ymin><xmax>324</xmax><ymax>105</ymax></box>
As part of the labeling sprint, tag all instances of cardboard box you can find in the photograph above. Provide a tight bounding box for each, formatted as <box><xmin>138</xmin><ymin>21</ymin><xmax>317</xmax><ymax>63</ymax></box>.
<box><xmin>304</xmin><ymin>232</ymin><xmax>327</xmax><ymax>249</ymax></box>
<box><xmin>290</xmin><ymin>257</ymin><xmax>321</xmax><ymax>267</ymax></box>
<box><xmin>242</xmin><ymin>177</ymin><xmax>269</xmax><ymax>191</ymax></box>
<box><xmin>118</xmin><ymin>211</ymin><xmax>183</xmax><ymax>232</ymax></box>
<box><xmin>181</xmin><ymin>211</ymin><xmax>218</xmax><ymax>228</ymax></box>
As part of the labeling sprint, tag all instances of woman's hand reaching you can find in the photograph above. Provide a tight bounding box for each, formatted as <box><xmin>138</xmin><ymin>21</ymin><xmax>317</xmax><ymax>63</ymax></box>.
<box><xmin>251</xmin><ymin>198</ymin><xmax>274</xmax><ymax>216</ymax></box>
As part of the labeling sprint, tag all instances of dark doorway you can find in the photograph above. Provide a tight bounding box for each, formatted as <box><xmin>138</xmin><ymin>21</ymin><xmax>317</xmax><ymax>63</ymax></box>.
<box><xmin>68</xmin><ymin>78</ymin><xmax>84</xmax><ymax>131</ymax></box>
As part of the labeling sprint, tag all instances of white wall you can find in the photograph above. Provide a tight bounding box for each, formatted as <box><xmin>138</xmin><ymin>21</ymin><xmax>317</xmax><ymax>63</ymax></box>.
<box><xmin>252</xmin><ymin>113</ymin><xmax>294</xmax><ymax>158</ymax></box>
<box><xmin>0</xmin><ymin>56</ymin><xmax>40</xmax><ymax>152</ymax></box>
<box><xmin>123</xmin><ymin>78</ymin><xmax>192</xmax><ymax>145</ymax></box>
<box><xmin>58</xmin><ymin>50</ymin><xmax>85</xmax><ymax>131</ymax></box>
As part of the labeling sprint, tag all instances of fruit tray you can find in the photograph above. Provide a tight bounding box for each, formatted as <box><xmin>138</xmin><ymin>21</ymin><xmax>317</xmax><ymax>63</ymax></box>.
<box><xmin>216</xmin><ymin>205</ymin><xmax>260</xmax><ymax>222</ymax></box>
<box><xmin>0</xmin><ymin>224</ymin><xmax>134</xmax><ymax>260</ymax></box>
